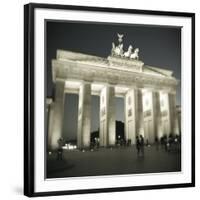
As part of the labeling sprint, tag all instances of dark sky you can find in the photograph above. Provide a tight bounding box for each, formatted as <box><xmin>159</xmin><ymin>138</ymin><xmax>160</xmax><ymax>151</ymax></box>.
<box><xmin>46</xmin><ymin>21</ymin><xmax>181</xmax><ymax>140</ymax></box>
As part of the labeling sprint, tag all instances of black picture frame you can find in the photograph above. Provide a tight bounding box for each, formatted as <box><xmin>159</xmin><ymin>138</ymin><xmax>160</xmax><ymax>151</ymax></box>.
<box><xmin>24</xmin><ymin>3</ymin><xmax>195</xmax><ymax>197</ymax></box>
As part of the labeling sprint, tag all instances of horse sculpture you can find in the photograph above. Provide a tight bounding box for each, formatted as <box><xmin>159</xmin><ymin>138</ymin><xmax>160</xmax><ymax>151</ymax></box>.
<box><xmin>130</xmin><ymin>48</ymin><xmax>139</xmax><ymax>60</ymax></box>
<box><xmin>124</xmin><ymin>45</ymin><xmax>133</xmax><ymax>58</ymax></box>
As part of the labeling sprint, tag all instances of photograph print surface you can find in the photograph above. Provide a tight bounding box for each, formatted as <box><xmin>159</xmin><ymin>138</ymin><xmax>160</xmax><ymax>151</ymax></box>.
<box><xmin>45</xmin><ymin>20</ymin><xmax>181</xmax><ymax>179</ymax></box>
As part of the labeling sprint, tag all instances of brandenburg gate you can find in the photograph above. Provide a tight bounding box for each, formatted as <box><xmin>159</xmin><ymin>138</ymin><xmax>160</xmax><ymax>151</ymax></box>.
<box><xmin>47</xmin><ymin>34</ymin><xmax>180</xmax><ymax>150</ymax></box>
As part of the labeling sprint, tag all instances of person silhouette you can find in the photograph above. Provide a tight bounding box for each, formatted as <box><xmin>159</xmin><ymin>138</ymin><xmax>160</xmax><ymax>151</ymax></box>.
<box><xmin>57</xmin><ymin>137</ymin><xmax>64</xmax><ymax>160</ymax></box>
<box><xmin>136</xmin><ymin>136</ymin><xmax>140</xmax><ymax>156</ymax></box>
<box><xmin>139</xmin><ymin>135</ymin><xmax>144</xmax><ymax>156</ymax></box>
<box><xmin>155</xmin><ymin>136</ymin><xmax>159</xmax><ymax>150</ymax></box>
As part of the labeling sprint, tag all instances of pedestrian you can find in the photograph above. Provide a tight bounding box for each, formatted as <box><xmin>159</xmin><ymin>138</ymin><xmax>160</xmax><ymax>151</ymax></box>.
<box><xmin>57</xmin><ymin>137</ymin><xmax>64</xmax><ymax>160</ymax></box>
<box><xmin>139</xmin><ymin>135</ymin><xmax>144</xmax><ymax>156</ymax></box>
<box><xmin>155</xmin><ymin>136</ymin><xmax>159</xmax><ymax>150</ymax></box>
<box><xmin>162</xmin><ymin>135</ymin><xmax>168</xmax><ymax>152</ymax></box>
<box><xmin>164</xmin><ymin>136</ymin><xmax>169</xmax><ymax>152</ymax></box>
<box><xmin>136</xmin><ymin>136</ymin><xmax>140</xmax><ymax>156</ymax></box>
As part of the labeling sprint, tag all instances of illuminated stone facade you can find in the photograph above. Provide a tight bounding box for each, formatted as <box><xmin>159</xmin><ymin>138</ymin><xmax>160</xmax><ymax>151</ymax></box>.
<box><xmin>47</xmin><ymin>36</ymin><xmax>180</xmax><ymax>149</ymax></box>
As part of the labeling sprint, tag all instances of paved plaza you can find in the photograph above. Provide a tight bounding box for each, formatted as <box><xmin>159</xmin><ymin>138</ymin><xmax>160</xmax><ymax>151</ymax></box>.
<box><xmin>47</xmin><ymin>145</ymin><xmax>181</xmax><ymax>178</ymax></box>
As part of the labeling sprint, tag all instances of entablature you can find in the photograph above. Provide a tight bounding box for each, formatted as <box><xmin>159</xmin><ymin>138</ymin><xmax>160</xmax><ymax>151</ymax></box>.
<box><xmin>52</xmin><ymin>57</ymin><xmax>178</xmax><ymax>91</ymax></box>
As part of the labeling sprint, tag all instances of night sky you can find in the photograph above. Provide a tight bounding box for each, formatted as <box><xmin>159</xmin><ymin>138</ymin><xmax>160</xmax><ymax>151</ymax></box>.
<box><xmin>46</xmin><ymin>21</ymin><xmax>181</xmax><ymax>140</ymax></box>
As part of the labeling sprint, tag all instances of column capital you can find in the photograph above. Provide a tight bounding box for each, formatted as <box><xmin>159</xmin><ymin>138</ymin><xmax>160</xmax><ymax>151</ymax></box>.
<box><xmin>128</xmin><ymin>86</ymin><xmax>143</xmax><ymax>92</ymax></box>
<box><xmin>102</xmin><ymin>83</ymin><xmax>116</xmax><ymax>87</ymax></box>
<box><xmin>79</xmin><ymin>80</ymin><xmax>92</xmax><ymax>85</ymax></box>
<box><xmin>55</xmin><ymin>78</ymin><xmax>66</xmax><ymax>84</ymax></box>
<box><xmin>159</xmin><ymin>89</ymin><xmax>176</xmax><ymax>95</ymax></box>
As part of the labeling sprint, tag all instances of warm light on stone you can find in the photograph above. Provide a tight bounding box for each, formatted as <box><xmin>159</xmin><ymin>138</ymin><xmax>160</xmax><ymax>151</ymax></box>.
<box><xmin>47</xmin><ymin>43</ymin><xmax>180</xmax><ymax>149</ymax></box>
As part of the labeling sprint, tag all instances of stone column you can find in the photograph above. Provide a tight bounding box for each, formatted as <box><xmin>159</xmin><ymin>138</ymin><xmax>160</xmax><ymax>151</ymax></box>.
<box><xmin>136</xmin><ymin>89</ymin><xmax>144</xmax><ymax>137</ymax></box>
<box><xmin>77</xmin><ymin>82</ymin><xmax>91</xmax><ymax>149</ymax></box>
<box><xmin>49</xmin><ymin>80</ymin><xmax>65</xmax><ymax>150</ymax></box>
<box><xmin>142</xmin><ymin>90</ymin><xmax>156</xmax><ymax>144</ymax></box>
<box><xmin>125</xmin><ymin>88</ymin><xmax>138</xmax><ymax>144</ymax></box>
<box><xmin>152</xmin><ymin>91</ymin><xmax>162</xmax><ymax>139</ymax></box>
<box><xmin>169</xmin><ymin>93</ymin><xmax>179</xmax><ymax>135</ymax></box>
<box><xmin>99</xmin><ymin>85</ymin><xmax>116</xmax><ymax>147</ymax></box>
<box><xmin>177</xmin><ymin>107</ymin><xmax>181</xmax><ymax>135</ymax></box>
<box><xmin>46</xmin><ymin>98</ymin><xmax>54</xmax><ymax>150</ymax></box>
<box><xmin>159</xmin><ymin>92</ymin><xmax>171</xmax><ymax>137</ymax></box>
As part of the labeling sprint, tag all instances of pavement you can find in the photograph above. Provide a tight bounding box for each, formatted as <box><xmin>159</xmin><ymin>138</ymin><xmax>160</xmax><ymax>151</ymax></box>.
<box><xmin>47</xmin><ymin>144</ymin><xmax>181</xmax><ymax>178</ymax></box>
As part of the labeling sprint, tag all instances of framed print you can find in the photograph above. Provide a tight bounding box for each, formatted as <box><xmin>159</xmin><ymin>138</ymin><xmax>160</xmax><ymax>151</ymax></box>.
<box><xmin>24</xmin><ymin>3</ymin><xmax>195</xmax><ymax>197</ymax></box>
